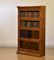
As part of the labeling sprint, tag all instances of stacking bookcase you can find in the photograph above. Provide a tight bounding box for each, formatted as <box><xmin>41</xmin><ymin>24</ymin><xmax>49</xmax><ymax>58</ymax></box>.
<box><xmin>17</xmin><ymin>6</ymin><xmax>45</xmax><ymax>56</ymax></box>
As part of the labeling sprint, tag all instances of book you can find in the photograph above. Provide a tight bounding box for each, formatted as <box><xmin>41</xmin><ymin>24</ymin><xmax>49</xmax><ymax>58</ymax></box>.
<box><xmin>20</xmin><ymin>11</ymin><xmax>25</xmax><ymax>17</ymax></box>
<box><xmin>31</xmin><ymin>11</ymin><xmax>39</xmax><ymax>18</ymax></box>
<box><xmin>27</xmin><ymin>31</ymin><xmax>31</xmax><ymax>38</ymax></box>
<box><xmin>34</xmin><ymin>11</ymin><xmax>39</xmax><ymax>17</ymax></box>
<box><xmin>30</xmin><ymin>21</ymin><xmax>39</xmax><ymax>28</ymax></box>
<box><xmin>35</xmin><ymin>21</ymin><xmax>39</xmax><ymax>28</ymax></box>
<box><xmin>20</xmin><ymin>30</ymin><xmax>24</xmax><ymax>38</ymax></box>
<box><xmin>20</xmin><ymin>21</ymin><xmax>28</xmax><ymax>28</ymax></box>
<box><xmin>25</xmin><ymin>11</ymin><xmax>28</xmax><ymax>17</ymax></box>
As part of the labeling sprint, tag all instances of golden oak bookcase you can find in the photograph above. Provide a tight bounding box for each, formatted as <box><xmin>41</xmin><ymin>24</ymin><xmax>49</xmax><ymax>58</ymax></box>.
<box><xmin>17</xmin><ymin>6</ymin><xmax>45</xmax><ymax>57</ymax></box>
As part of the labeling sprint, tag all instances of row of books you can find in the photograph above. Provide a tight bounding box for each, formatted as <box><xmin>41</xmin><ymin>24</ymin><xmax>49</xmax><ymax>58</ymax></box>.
<box><xmin>20</xmin><ymin>21</ymin><xmax>39</xmax><ymax>28</ymax></box>
<box><xmin>20</xmin><ymin>30</ymin><xmax>39</xmax><ymax>39</ymax></box>
<box><xmin>19</xmin><ymin>11</ymin><xmax>39</xmax><ymax>18</ymax></box>
<box><xmin>20</xmin><ymin>40</ymin><xmax>39</xmax><ymax>51</ymax></box>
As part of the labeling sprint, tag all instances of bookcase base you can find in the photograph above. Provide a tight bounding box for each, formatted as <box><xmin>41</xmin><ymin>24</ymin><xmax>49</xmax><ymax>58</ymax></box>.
<box><xmin>17</xmin><ymin>50</ymin><xmax>44</xmax><ymax>57</ymax></box>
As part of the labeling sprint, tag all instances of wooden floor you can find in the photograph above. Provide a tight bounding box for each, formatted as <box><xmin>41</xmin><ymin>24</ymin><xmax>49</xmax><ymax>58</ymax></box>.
<box><xmin>0</xmin><ymin>48</ymin><xmax>54</xmax><ymax>60</ymax></box>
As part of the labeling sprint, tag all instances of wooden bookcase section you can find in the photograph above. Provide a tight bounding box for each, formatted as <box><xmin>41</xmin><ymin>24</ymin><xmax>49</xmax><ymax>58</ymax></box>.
<box><xmin>17</xmin><ymin>6</ymin><xmax>45</xmax><ymax>57</ymax></box>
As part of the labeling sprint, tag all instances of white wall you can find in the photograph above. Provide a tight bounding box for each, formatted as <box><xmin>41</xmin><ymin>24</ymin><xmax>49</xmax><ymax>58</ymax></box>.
<box><xmin>0</xmin><ymin>0</ymin><xmax>54</xmax><ymax>47</ymax></box>
<box><xmin>0</xmin><ymin>0</ymin><xmax>17</xmax><ymax>47</ymax></box>
<box><xmin>46</xmin><ymin>0</ymin><xmax>54</xmax><ymax>47</ymax></box>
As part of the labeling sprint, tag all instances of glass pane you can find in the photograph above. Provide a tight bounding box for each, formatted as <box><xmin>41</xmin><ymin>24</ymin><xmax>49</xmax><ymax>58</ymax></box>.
<box><xmin>31</xmin><ymin>42</ymin><xmax>39</xmax><ymax>51</ymax></box>
<box><xmin>19</xmin><ymin>11</ymin><xmax>25</xmax><ymax>17</ymax></box>
<box><xmin>20</xmin><ymin>40</ymin><xmax>24</xmax><ymax>48</ymax></box>
<box><xmin>20</xmin><ymin>30</ymin><xmax>39</xmax><ymax>39</ymax></box>
<box><xmin>20</xmin><ymin>30</ymin><xmax>26</xmax><ymax>38</ymax></box>
<box><xmin>30</xmin><ymin>21</ymin><xmax>39</xmax><ymax>28</ymax></box>
<box><xmin>25</xmin><ymin>11</ymin><xmax>29</xmax><ymax>17</ymax></box>
<box><xmin>23</xmin><ymin>41</ymin><xmax>31</xmax><ymax>49</ymax></box>
<box><xmin>27</xmin><ymin>31</ymin><xmax>31</xmax><ymax>38</ymax></box>
<box><xmin>31</xmin><ymin>31</ymin><xmax>39</xmax><ymax>39</ymax></box>
<box><xmin>20</xmin><ymin>40</ymin><xmax>39</xmax><ymax>51</ymax></box>
<box><xmin>20</xmin><ymin>21</ymin><xmax>28</xmax><ymax>28</ymax></box>
<box><xmin>20</xmin><ymin>30</ymin><xmax>32</xmax><ymax>38</ymax></box>
<box><xmin>31</xmin><ymin>11</ymin><xmax>40</xmax><ymax>18</ymax></box>
<box><xmin>19</xmin><ymin>11</ymin><xmax>29</xmax><ymax>17</ymax></box>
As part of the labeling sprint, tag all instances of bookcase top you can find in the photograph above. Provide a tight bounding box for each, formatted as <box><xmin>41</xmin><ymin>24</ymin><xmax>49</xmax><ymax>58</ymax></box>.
<box><xmin>17</xmin><ymin>6</ymin><xmax>45</xmax><ymax>8</ymax></box>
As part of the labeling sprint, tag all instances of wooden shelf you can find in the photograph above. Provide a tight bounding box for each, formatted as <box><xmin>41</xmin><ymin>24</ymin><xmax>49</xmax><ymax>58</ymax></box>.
<box><xmin>19</xmin><ymin>38</ymin><xmax>39</xmax><ymax>43</ymax></box>
<box><xmin>18</xmin><ymin>27</ymin><xmax>40</xmax><ymax>31</ymax></box>
<box><xmin>18</xmin><ymin>17</ymin><xmax>40</xmax><ymax>21</ymax></box>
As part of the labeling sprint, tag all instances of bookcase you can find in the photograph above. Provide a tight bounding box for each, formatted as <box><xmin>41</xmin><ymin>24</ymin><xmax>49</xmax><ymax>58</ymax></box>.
<box><xmin>17</xmin><ymin>6</ymin><xmax>45</xmax><ymax>57</ymax></box>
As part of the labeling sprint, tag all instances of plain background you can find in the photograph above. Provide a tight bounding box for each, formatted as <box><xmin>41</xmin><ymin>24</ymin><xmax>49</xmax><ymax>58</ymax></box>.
<box><xmin>0</xmin><ymin>0</ymin><xmax>54</xmax><ymax>48</ymax></box>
